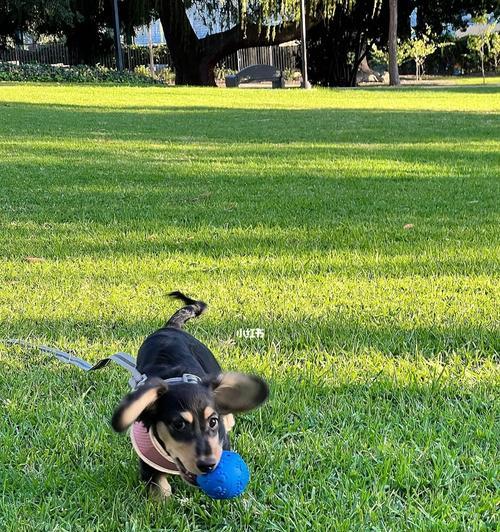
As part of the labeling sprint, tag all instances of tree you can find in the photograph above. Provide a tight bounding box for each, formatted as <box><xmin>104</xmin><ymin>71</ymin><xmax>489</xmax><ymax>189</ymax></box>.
<box><xmin>0</xmin><ymin>0</ymin><xmax>150</xmax><ymax>63</ymax></box>
<box><xmin>388</xmin><ymin>0</ymin><xmax>400</xmax><ymax>85</ymax></box>
<box><xmin>401</xmin><ymin>26</ymin><xmax>439</xmax><ymax>80</ymax></box>
<box><xmin>489</xmin><ymin>31</ymin><xmax>500</xmax><ymax>71</ymax></box>
<box><xmin>305</xmin><ymin>0</ymin><xmax>413</xmax><ymax>87</ymax></box>
<box><xmin>467</xmin><ymin>15</ymin><xmax>496</xmax><ymax>83</ymax></box>
<box><xmin>371</xmin><ymin>40</ymin><xmax>410</xmax><ymax>70</ymax></box>
<box><xmin>0</xmin><ymin>1</ymin><xmax>109</xmax><ymax>61</ymax></box>
<box><xmin>413</xmin><ymin>1</ymin><xmax>499</xmax><ymax>36</ymax></box>
<box><xmin>0</xmin><ymin>0</ymin><xmax>51</xmax><ymax>47</ymax></box>
<box><xmin>154</xmin><ymin>0</ymin><xmax>305</xmax><ymax>85</ymax></box>
<box><xmin>60</xmin><ymin>1</ymin><xmax>150</xmax><ymax>65</ymax></box>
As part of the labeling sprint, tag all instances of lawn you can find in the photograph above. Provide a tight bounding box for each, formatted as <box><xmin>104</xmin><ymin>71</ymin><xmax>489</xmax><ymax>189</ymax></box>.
<box><xmin>396</xmin><ymin>75</ymin><xmax>500</xmax><ymax>86</ymax></box>
<box><xmin>432</xmin><ymin>75</ymin><xmax>500</xmax><ymax>85</ymax></box>
<box><xmin>0</xmin><ymin>83</ymin><xmax>498</xmax><ymax>531</ymax></box>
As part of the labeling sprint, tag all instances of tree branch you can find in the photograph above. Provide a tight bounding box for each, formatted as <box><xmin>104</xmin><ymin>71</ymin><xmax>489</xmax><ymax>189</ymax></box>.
<box><xmin>199</xmin><ymin>19</ymin><xmax>303</xmax><ymax>58</ymax></box>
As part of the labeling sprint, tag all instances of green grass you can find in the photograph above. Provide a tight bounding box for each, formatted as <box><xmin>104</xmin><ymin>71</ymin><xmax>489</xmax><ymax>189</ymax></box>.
<box><xmin>410</xmin><ymin>75</ymin><xmax>500</xmax><ymax>86</ymax></box>
<box><xmin>0</xmin><ymin>82</ymin><xmax>498</xmax><ymax>531</ymax></box>
<box><xmin>431</xmin><ymin>75</ymin><xmax>500</xmax><ymax>85</ymax></box>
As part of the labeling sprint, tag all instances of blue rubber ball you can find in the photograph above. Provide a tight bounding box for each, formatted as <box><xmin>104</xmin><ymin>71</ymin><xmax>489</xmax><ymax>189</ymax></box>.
<box><xmin>196</xmin><ymin>451</ymin><xmax>250</xmax><ymax>499</ymax></box>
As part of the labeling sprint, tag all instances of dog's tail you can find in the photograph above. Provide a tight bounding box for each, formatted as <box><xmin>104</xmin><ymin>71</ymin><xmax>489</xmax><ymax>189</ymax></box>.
<box><xmin>165</xmin><ymin>291</ymin><xmax>207</xmax><ymax>329</ymax></box>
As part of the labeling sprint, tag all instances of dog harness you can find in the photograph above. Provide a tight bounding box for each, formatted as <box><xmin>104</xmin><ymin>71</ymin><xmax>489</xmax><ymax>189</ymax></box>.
<box><xmin>130</xmin><ymin>374</ymin><xmax>203</xmax><ymax>475</ymax></box>
<box><xmin>6</xmin><ymin>339</ymin><xmax>202</xmax><ymax>474</ymax></box>
<box><xmin>131</xmin><ymin>421</ymin><xmax>180</xmax><ymax>474</ymax></box>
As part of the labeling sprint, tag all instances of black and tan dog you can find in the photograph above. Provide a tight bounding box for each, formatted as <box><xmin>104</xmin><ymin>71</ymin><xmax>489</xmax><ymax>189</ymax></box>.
<box><xmin>111</xmin><ymin>292</ymin><xmax>268</xmax><ymax>497</ymax></box>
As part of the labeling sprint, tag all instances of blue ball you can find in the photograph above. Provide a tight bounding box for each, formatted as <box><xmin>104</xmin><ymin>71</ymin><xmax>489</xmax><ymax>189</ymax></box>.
<box><xmin>196</xmin><ymin>451</ymin><xmax>250</xmax><ymax>499</ymax></box>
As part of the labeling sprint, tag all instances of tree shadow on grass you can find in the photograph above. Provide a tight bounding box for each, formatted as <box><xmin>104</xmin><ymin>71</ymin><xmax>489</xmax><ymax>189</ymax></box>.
<box><xmin>1</xmin><ymin>102</ymin><xmax>498</xmax><ymax>144</ymax></box>
<box><xmin>0</xmin><ymin>147</ymin><xmax>497</xmax><ymax>246</ymax></box>
<box><xmin>0</xmin><ymin>103</ymin><xmax>497</xmax><ymax>239</ymax></box>
<box><xmin>2</xmin><ymin>139</ymin><xmax>498</xmax><ymax>181</ymax></box>
<box><xmin>1</xmin><ymin>102</ymin><xmax>497</xmax><ymax>251</ymax></box>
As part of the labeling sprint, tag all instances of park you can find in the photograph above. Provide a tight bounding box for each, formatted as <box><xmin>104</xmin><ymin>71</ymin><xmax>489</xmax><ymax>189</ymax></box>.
<box><xmin>0</xmin><ymin>1</ymin><xmax>499</xmax><ymax>531</ymax></box>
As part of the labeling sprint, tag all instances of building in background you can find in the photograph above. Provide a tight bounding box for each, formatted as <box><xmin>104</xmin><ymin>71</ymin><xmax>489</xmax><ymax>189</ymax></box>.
<box><xmin>455</xmin><ymin>21</ymin><xmax>500</xmax><ymax>39</ymax></box>
<box><xmin>133</xmin><ymin>19</ymin><xmax>166</xmax><ymax>45</ymax></box>
<box><xmin>134</xmin><ymin>6</ymin><xmax>231</xmax><ymax>45</ymax></box>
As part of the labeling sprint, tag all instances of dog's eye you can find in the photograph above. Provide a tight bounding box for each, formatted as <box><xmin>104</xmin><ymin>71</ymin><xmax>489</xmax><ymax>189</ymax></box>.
<box><xmin>208</xmin><ymin>417</ymin><xmax>218</xmax><ymax>429</ymax></box>
<box><xmin>172</xmin><ymin>419</ymin><xmax>186</xmax><ymax>431</ymax></box>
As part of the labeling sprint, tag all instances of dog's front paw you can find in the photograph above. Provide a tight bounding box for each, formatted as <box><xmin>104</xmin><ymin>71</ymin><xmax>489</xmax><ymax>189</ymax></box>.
<box><xmin>151</xmin><ymin>475</ymin><xmax>172</xmax><ymax>499</ymax></box>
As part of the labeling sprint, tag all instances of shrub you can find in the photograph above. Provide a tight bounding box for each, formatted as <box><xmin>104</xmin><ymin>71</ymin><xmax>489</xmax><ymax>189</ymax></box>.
<box><xmin>214</xmin><ymin>63</ymin><xmax>237</xmax><ymax>81</ymax></box>
<box><xmin>133</xmin><ymin>64</ymin><xmax>153</xmax><ymax>78</ymax></box>
<box><xmin>133</xmin><ymin>64</ymin><xmax>175</xmax><ymax>84</ymax></box>
<box><xmin>0</xmin><ymin>63</ymin><xmax>164</xmax><ymax>85</ymax></box>
<box><xmin>283</xmin><ymin>68</ymin><xmax>301</xmax><ymax>82</ymax></box>
<box><xmin>155</xmin><ymin>66</ymin><xmax>175</xmax><ymax>84</ymax></box>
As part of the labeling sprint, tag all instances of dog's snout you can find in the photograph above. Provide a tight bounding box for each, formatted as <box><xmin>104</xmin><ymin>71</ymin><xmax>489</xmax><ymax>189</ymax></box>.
<box><xmin>197</xmin><ymin>458</ymin><xmax>217</xmax><ymax>473</ymax></box>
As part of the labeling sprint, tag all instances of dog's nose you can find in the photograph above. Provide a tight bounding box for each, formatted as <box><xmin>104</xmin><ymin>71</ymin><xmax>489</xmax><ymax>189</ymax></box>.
<box><xmin>197</xmin><ymin>458</ymin><xmax>217</xmax><ymax>473</ymax></box>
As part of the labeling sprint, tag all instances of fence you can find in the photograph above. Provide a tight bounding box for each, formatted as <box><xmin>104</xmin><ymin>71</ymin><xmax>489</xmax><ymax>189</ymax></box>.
<box><xmin>0</xmin><ymin>43</ymin><xmax>76</xmax><ymax>65</ymax></box>
<box><xmin>0</xmin><ymin>42</ymin><xmax>298</xmax><ymax>72</ymax></box>
<box><xmin>0</xmin><ymin>43</ymin><xmax>172</xmax><ymax>70</ymax></box>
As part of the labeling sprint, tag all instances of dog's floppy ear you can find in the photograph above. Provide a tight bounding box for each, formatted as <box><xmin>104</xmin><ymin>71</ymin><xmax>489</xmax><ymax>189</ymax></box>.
<box><xmin>209</xmin><ymin>372</ymin><xmax>268</xmax><ymax>414</ymax></box>
<box><xmin>111</xmin><ymin>378</ymin><xmax>167</xmax><ymax>432</ymax></box>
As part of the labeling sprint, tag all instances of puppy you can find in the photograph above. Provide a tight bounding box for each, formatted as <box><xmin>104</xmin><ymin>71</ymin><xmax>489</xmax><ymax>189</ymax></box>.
<box><xmin>111</xmin><ymin>292</ymin><xmax>268</xmax><ymax>498</ymax></box>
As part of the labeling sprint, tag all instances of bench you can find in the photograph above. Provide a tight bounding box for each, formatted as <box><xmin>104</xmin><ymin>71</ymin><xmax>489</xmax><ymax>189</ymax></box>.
<box><xmin>225</xmin><ymin>64</ymin><xmax>285</xmax><ymax>88</ymax></box>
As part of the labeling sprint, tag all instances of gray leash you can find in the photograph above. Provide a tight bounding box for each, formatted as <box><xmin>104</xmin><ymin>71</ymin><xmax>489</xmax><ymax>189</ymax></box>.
<box><xmin>6</xmin><ymin>339</ymin><xmax>201</xmax><ymax>390</ymax></box>
<box><xmin>7</xmin><ymin>338</ymin><xmax>146</xmax><ymax>389</ymax></box>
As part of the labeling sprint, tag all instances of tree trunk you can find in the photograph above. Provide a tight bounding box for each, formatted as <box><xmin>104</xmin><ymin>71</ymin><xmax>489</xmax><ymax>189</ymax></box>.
<box><xmin>480</xmin><ymin>47</ymin><xmax>485</xmax><ymax>83</ymax></box>
<box><xmin>306</xmin><ymin>0</ymin><xmax>385</xmax><ymax>87</ymax></box>
<box><xmin>14</xmin><ymin>30</ymin><xmax>23</xmax><ymax>46</ymax></box>
<box><xmin>388</xmin><ymin>0</ymin><xmax>400</xmax><ymax>85</ymax></box>
<box><xmin>171</xmin><ymin>51</ymin><xmax>217</xmax><ymax>85</ymax></box>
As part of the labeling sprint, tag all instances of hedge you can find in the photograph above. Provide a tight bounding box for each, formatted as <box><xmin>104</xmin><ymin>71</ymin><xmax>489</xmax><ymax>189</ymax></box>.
<box><xmin>0</xmin><ymin>63</ymin><xmax>164</xmax><ymax>84</ymax></box>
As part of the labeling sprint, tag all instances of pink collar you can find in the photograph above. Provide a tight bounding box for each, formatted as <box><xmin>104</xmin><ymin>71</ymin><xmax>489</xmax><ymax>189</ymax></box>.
<box><xmin>130</xmin><ymin>421</ymin><xmax>180</xmax><ymax>474</ymax></box>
